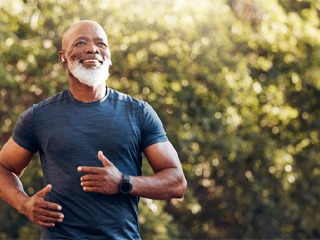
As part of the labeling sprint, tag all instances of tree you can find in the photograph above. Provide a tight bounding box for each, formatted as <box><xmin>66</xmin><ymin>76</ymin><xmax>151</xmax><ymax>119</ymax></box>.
<box><xmin>0</xmin><ymin>0</ymin><xmax>319</xmax><ymax>239</ymax></box>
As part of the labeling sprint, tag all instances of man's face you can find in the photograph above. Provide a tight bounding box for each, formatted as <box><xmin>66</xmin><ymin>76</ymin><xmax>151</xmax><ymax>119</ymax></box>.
<box><xmin>61</xmin><ymin>22</ymin><xmax>112</xmax><ymax>87</ymax></box>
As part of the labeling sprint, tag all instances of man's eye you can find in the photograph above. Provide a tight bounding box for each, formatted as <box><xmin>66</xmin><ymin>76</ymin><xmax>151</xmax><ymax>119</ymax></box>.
<box><xmin>97</xmin><ymin>42</ymin><xmax>107</xmax><ymax>47</ymax></box>
<box><xmin>75</xmin><ymin>41</ymin><xmax>85</xmax><ymax>46</ymax></box>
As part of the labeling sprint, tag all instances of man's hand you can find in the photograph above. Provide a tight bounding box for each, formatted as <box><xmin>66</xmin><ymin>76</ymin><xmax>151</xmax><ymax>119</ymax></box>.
<box><xmin>22</xmin><ymin>184</ymin><xmax>64</xmax><ymax>227</ymax></box>
<box><xmin>77</xmin><ymin>151</ymin><xmax>122</xmax><ymax>195</ymax></box>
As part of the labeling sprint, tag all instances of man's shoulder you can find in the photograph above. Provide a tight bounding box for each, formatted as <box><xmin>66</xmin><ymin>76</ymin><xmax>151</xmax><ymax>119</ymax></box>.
<box><xmin>33</xmin><ymin>90</ymin><xmax>69</xmax><ymax>111</ymax></box>
<box><xmin>108</xmin><ymin>88</ymin><xmax>147</xmax><ymax>108</ymax></box>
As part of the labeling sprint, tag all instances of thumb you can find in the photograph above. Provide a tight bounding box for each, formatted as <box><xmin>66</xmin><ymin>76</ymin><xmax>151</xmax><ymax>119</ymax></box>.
<box><xmin>36</xmin><ymin>184</ymin><xmax>52</xmax><ymax>198</ymax></box>
<box><xmin>98</xmin><ymin>151</ymin><xmax>113</xmax><ymax>167</ymax></box>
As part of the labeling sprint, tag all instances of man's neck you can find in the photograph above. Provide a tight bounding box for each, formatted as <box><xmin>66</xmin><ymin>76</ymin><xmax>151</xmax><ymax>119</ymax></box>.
<box><xmin>69</xmin><ymin>78</ymin><xmax>107</xmax><ymax>103</ymax></box>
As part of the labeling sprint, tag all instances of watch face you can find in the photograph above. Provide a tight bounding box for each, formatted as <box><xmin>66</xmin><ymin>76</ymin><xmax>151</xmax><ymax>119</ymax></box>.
<box><xmin>120</xmin><ymin>181</ymin><xmax>132</xmax><ymax>194</ymax></box>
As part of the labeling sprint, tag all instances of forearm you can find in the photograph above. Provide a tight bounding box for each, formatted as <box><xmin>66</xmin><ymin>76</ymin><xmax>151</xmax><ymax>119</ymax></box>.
<box><xmin>0</xmin><ymin>163</ymin><xmax>29</xmax><ymax>214</ymax></box>
<box><xmin>130</xmin><ymin>167</ymin><xmax>187</xmax><ymax>200</ymax></box>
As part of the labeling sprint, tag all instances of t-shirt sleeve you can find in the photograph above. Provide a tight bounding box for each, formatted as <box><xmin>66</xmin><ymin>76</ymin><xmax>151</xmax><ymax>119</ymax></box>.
<box><xmin>12</xmin><ymin>106</ymin><xmax>39</xmax><ymax>153</ymax></box>
<box><xmin>141</xmin><ymin>102</ymin><xmax>168</xmax><ymax>150</ymax></box>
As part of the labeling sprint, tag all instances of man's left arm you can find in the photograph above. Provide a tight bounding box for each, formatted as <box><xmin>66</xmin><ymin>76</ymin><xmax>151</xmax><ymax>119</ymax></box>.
<box><xmin>130</xmin><ymin>141</ymin><xmax>187</xmax><ymax>200</ymax></box>
<box><xmin>78</xmin><ymin>141</ymin><xmax>187</xmax><ymax>199</ymax></box>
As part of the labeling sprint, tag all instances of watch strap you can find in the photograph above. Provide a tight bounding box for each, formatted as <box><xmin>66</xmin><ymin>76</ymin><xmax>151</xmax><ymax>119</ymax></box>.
<box><xmin>118</xmin><ymin>173</ymin><xmax>132</xmax><ymax>194</ymax></box>
<box><xmin>123</xmin><ymin>174</ymin><xmax>130</xmax><ymax>182</ymax></box>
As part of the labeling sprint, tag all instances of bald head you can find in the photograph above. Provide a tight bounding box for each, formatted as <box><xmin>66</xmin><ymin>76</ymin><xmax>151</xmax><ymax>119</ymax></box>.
<box><xmin>61</xmin><ymin>20</ymin><xmax>108</xmax><ymax>50</ymax></box>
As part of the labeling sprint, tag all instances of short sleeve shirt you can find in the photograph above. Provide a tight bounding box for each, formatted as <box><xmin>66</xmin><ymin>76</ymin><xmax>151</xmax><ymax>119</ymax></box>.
<box><xmin>13</xmin><ymin>88</ymin><xmax>168</xmax><ymax>239</ymax></box>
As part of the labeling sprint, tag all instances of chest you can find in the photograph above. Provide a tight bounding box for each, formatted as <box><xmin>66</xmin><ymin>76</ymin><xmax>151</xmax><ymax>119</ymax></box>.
<box><xmin>35</xmin><ymin>105</ymin><xmax>142</xmax><ymax>162</ymax></box>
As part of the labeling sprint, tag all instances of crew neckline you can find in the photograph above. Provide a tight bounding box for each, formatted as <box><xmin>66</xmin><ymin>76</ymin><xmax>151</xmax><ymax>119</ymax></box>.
<box><xmin>67</xmin><ymin>87</ymin><xmax>109</xmax><ymax>106</ymax></box>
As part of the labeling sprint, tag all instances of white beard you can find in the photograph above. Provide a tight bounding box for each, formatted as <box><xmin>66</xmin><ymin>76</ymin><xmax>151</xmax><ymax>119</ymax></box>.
<box><xmin>68</xmin><ymin>59</ymin><xmax>111</xmax><ymax>87</ymax></box>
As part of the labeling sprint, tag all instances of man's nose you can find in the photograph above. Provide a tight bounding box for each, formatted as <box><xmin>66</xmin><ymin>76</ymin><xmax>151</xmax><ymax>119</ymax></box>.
<box><xmin>85</xmin><ymin>42</ymin><xmax>99</xmax><ymax>54</ymax></box>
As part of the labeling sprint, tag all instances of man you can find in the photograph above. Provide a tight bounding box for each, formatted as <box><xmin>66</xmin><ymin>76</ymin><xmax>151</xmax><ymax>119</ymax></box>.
<box><xmin>0</xmin><ymin>20</ymin><xmax>187</xmax><ymax>239</ymax></box>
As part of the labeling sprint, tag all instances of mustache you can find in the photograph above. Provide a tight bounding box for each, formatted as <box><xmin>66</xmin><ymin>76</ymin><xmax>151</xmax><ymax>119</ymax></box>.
<box><xmin>75</xmin><ymin>55</ymin><xmax>112</xmax><ymax>66</ymax></box>
<box><xmin>69</xmin><ymin>58</ymin><xmax>112</xmax><ymax>70</ymax></box>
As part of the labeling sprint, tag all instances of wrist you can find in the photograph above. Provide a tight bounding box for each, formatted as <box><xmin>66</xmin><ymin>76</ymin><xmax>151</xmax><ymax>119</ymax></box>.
<box><xmin>16</xmin><ymin>194</ymin><xmax>30</xmax><ymax>215</ymax></box>
<box><xmin>118</xmin><ymin>173</ymin><xmax>132</xmax><ymax>194</ymax></box>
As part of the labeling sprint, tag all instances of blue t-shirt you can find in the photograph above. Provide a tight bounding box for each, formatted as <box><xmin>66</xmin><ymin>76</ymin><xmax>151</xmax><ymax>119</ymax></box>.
<box><xmin>13</xmin><ymin>88</ymin><xmax>168</xmax><ymax>239</ymax></box>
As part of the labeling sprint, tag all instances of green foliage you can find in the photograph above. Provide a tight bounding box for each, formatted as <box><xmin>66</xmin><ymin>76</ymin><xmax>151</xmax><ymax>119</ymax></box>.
<box><xmin>1</xmin><ymin>0</ymin><xmax>320</xmax><ymax>239</ymax></box>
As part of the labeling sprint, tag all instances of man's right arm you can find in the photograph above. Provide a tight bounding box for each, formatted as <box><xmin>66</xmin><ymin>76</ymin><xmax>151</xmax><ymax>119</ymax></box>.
<box><xmin>0</xmin><ymin>137</ymin><xmax>64</xmax><ymax>227</ymax></box>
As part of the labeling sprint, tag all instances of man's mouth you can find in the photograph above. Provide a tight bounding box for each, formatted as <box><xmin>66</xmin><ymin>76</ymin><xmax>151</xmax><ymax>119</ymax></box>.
<box><xmin>80</xmin><ymin>58</ymin><xmax>102</xmax><ymax>64</ymax></box>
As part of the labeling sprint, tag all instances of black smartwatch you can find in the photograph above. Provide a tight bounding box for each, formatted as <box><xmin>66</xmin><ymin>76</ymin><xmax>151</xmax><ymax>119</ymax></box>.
<box><xmin>118</xmin><ymin>174</ymin><xmax>132</xmax><ymax>194</ymax></box>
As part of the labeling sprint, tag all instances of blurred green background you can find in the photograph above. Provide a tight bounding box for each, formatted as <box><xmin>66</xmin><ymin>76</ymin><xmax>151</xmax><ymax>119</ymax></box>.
<box><xmin>1</xmin><ymin>0</ymin><xmax>320</xmax><ymax>239</ymax></box>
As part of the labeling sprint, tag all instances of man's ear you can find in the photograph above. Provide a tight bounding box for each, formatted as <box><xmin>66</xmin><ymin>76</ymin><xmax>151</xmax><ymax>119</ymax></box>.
<box><xmin>59</xmin><ymin>51</ymin><xmax>66</xmax><ymax>64</ymax></box>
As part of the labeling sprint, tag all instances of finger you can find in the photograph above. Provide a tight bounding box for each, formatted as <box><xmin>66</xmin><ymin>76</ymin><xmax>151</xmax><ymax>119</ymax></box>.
<box><xmin>38</xmin><ymin>201</ymin><xmax>64</xmax><ymax>213</ymax></box>
<box><xmin>81</xmin><ymin>174</ymin><xmax>100</xmax><ymax>182</ymax></box>
<box><xmin>36</xmin><ymin>184</ymin><xmax>52</xmax><ymax>199</ymax></box>
<box><xmin>82</xmin><ymin>186</ymin><xmax>101</xmax><ymax>193</ymax></box>
<box><xmin>35</xmin><ymin>196</ymin><xmax>62</xmax><ymax>211</ymax></box>
<box><xmin>36</xmin><ymin>213</ymin><xmax>64</xmax><ymax>223</ymax></box>
<box><xmin>98</xmin><ymin>151</ymin><xmax>113</xmax><ymax>167</ymax></box>
<box><xmin>81</xmin><ymin>172</ymin><xmax>103</xmax><ymax>180</ymax></box>
<box><xmin>34</xmin><ymin>211</ymin><xmax>64</xmax><ymax>227</ymax></box>
<box><xmin>77</xmin><ymin>166</ymin><xmax>103</xmax><ymax>173</ymax></box>
<box><xmin>40</xmin><ymin>203</ymin><xmax>62</xmax><ymax>212</ymax></box>
<box><xmin>81</xmin><ymin>180</ymin><xmax>99</xmax><ymax>188</ymax></box>
<box><xmin>36</xmin><ymin>221</ymin><xmax>56</xmax><ymax>228</ymax></box>
<box><xmin>36</xmin><ymin>217</ymin><xmax>63</xmax><ymax>227</ymax></box>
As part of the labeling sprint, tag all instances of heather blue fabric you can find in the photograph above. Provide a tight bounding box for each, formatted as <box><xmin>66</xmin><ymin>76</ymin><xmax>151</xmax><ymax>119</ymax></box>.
<box><xmin>13</xmin><ymin>88</ymin><xmax>168</xmax><ymax>239</ymax></box>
